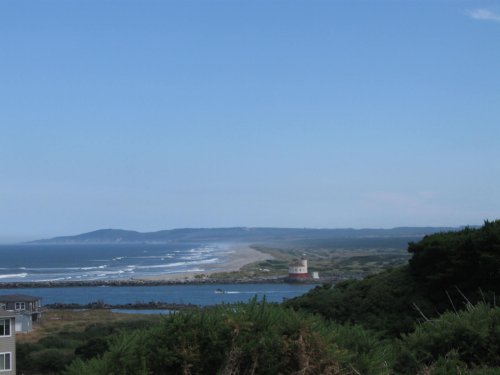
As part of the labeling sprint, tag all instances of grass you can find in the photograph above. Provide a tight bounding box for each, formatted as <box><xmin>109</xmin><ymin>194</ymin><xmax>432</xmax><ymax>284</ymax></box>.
<box><xmin>208</xmin><ymin>243</ymin><xmax>410</xmax><ymax>281</ymax></box>
<box><xmin>16</xmin><ymin>309</ymin><xmax>161</xmax><ymax>374</ymax></box>
<box><xmin>17</xmin><ymin>309</ymin><xmax>160</xmax><ymax>343</ymax></box>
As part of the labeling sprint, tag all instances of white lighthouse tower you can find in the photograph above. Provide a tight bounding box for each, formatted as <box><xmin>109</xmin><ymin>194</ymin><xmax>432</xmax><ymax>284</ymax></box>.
<box><xmin>288</xmin><ymin>257</ymin><xmax>309</xmax><ymax>280</ymax></box>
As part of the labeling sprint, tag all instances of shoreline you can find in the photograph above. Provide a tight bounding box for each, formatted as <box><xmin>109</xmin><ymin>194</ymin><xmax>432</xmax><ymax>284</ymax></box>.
<box><xmin>0</xmin><ymin>244</ymin><xmax>310</xmax><ymax>289</ymax></box>
<box><xmin>140</xmin><ymin>244</ymin><xmax>274</xmax><ymax>282</ymax></box>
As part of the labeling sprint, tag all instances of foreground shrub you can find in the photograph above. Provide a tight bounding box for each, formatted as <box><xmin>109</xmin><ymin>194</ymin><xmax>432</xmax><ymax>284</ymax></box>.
<box><xmin>285</xmin><ymin>267</ymin><xmax>432</xmax><ymax>337</ymax></box>
<box><xmin>394</xmin><ymin>303</ymin><xmax>500</xmax><ymax>374</ymax></box>
<box><xmin>66</xmin><ymin>299</ymin><xmax>390</xmax><ymax>375</ymax></box>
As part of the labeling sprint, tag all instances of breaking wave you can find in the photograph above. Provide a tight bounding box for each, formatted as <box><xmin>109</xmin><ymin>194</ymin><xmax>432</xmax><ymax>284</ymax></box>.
<box><xmin>0</xmin><ymin>272</ymin><xmax>28</xmax><ymax>279</ymax></box>
<box><xmin>0</xmin><ymin>243</ymin><xmax>226</xmax><ymax>282</ymax></box>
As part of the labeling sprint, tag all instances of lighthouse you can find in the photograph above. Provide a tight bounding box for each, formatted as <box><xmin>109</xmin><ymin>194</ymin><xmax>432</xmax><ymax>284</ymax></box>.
<box><xmin>288</xmin><ymin>257</ymin><xmax>309</xmax><ymax>280</ymax></box>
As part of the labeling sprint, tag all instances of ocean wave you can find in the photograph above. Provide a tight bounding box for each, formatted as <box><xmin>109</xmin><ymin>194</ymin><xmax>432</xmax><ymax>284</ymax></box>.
<box><xmin>37</xmin><ymin>276</ymin><xmax>73</xmax><ymax>282</ymax></box>
<box><xmin>189</xmin><ymin>247</ymin><xmax>215</xmax><ymax>254</ymax></box>
<box><xmin>128</xmin><ymin>255</ymin><xmax>175</xmax><ymax>260</ymax></box>
<box><xmin>18</xmin><ymin>266</ymin><xmax>95</xmax><ymax>272</ymax></box>
<box><xmin>194</xmin><ymin>257</ymin><xmax>220</xmax><ymax>265</ymax></box>
<box><xmin>0</xmin><ymin>245</ymin><xmax>224</xmax><ymax>282</ymax></box>
<box><xmin>135</xmin><ymin>258</ymin><xmax>220</xmax><ymax>269</ymax></box>
<box><xmin>185</xmin><ymin>249</ymin><xmax>213</xmax><ymax>255</ymax></box>
<box><xmin>135</xmin><ymin>262</ymin><xmax>187</xmax><ymax>269</ymax></box>
<box><xmin>0</xmin><ymin>273</ymin><xmax>28</xmax><ymax>279</ymax></box>
<box><xmin>160</xmin><ymin>267</ymin><xmax>204</xmax><ymax>274</ymax></box>
<box><xmin>180</xmin><ymin>254</ymin><xmax>205</xmax><ymax>260</ymax></box>
<box><xmin>80</xmin><ymin>265</ymin><xmax>108</xmax><ymax>270</ymax></box>
<box><xmin>82</xmin><ymin>269</ymin><xmax>129</xmax><ymax>276</ymax></box>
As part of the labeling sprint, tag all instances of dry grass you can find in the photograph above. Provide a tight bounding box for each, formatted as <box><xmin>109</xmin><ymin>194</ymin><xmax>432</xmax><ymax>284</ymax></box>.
<box><xmin>16</xmin><ymin>309</ymin><xmax>159</xmax><ymax>343</ymax></box>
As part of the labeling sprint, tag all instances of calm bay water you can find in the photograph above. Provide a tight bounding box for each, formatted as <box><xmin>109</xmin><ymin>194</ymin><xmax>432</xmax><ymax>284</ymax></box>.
<box><xmin>4</xmin><ymin>284</ymin><xmax>315</xmax><ymax>305</ymax></box>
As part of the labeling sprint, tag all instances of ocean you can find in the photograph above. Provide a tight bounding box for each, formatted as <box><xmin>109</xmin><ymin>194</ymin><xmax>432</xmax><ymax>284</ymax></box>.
<box><xmin>0</xmin><ymin>244</ymin><xmax>316</xmax><ymax>305</ymax></box>
<box><xmin>0</xmin><ymin>243</ymin><xmax>230</xmax><ymax>282</ymax></box>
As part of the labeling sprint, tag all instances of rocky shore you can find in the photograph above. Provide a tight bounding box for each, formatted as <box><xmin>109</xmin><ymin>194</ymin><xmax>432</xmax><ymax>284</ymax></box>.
<box><xmin>0</xmin><ymin>276</ymin><xmax>325</xmax><ymax>289</ymax></box>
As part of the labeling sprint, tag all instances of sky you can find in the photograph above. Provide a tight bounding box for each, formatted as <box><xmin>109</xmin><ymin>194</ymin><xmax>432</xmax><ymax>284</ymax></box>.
<box><xmin>1</xmin><ymin>0</ymin><xmax>499</xmax><ymax>242</ymax></box>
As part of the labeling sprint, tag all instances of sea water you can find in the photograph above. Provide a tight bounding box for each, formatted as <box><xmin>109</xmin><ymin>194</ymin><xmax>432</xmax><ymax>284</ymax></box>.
<box><xmin>0</xmin><ymin>243</ymin><xmax>229</xmax><ymax>282</ymax></box>
<box><xmin>0</xmin><ymin>244</ymin><xmax>316</xmax><ymax>305</ymax></box>
<box><xmin>3</xmin><ymin>284</ymin><xmax>315</xmax><ymax>305</ymax></box>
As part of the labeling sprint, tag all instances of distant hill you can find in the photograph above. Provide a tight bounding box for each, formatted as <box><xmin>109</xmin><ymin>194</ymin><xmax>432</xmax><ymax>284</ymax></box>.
<box><xmin>28</xmin><ymin>226</ymin><xmax>464</xmax><ymax>245</ymax></box>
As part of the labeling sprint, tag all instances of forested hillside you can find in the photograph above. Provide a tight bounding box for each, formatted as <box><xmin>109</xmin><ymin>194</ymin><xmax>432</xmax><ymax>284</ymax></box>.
<box><xmin>286</xmin><ymin>220</ymin><xmax>500</xmax><ymax>337</ymax></box>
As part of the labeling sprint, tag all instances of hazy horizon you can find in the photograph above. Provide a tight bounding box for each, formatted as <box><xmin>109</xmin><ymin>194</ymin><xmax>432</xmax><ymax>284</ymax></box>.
<box><xmin>1</xmin><ymin>1</ymin><xmax>499</xmax><ymax>242</ymax></box>
<box><xmin>0</xmin><ymin>223</ymin><xmax>482</xmax><ymax>244</ymax></box>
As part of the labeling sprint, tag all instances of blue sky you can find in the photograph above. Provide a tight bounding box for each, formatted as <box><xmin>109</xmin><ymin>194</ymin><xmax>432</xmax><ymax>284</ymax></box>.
<box><xmin>1</xmin><ymin>0</ymin><xmax>499</xmax><ymax>241</ymax></box>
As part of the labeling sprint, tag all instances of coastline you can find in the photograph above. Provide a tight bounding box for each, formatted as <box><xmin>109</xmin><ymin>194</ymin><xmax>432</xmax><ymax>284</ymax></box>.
<box><xmin>0</xmin><ymin>244</ymin><xmax>282</xmax><ymax>289</ymax></box>
<box><xmin>140</xmin><ymin>244</ymin><xmax>274</xmax><ymax>281</ymax></box>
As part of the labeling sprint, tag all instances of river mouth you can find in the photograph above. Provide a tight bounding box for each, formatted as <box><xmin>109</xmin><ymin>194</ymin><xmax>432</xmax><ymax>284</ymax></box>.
<box><xmin>0</xmin><ymin>283</ymin><xmax>316</xmax><ymax>306</ymax></box>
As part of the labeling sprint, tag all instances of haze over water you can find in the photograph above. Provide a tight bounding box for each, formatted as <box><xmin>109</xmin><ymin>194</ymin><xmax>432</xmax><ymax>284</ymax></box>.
<box><xmin>0</xmin><ymin>243</ymin><xmax>228</xmax><ymax>282</ymax></box>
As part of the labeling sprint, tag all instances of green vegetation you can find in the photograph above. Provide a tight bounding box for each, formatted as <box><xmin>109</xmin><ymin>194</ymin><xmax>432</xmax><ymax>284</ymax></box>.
<box><xmin>18</xmin><ymin>221</ymin><xmax>500</xmax><ymax>374</ymax></box>
<box><xmin>254</xmin><ymin>242</ymin><xmax>412</xmax><ymax>279</ymax></box>
<box><xmin>65</xmin><ymin>299</ymin><xmax>390</xmax><ymax>375</ymax></box>
<box><xmin>408</xmin><ymin>221</ymin><xmax>500</xmax><ymax>308</ymax></box>
<box><xmin>16</xmin><ymin>310</ymin><xmax>159</xmax><ymax>374</ymax></box>
<box><xmin>394</xmin><ymin>303</ymin><xmax>500</xmax><ymax>373</ymax></box>
<box><xmin>286</xmin><ymin>221</ymin><xmax>500</xmax><ymax>336</ymax></box>
<box><xmin>210</xmin><ymin>242</ymin><xmax>411</xmax><ymax>281</ymax></box>
<box><xmin>285</xmin><ymin>266</ymin><xmax>428</xmax><ymax>337</ymax></box>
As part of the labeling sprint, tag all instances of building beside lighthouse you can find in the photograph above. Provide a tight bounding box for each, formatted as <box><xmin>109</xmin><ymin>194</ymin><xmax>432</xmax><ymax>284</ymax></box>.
<box><xmin>288</xmin><ymin>258</ymin><xmax>309</xmax><ymax>280</ymax></box>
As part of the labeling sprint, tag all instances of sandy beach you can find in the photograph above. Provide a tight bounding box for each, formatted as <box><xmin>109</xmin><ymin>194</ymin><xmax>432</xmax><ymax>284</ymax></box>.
<box><xmin>141</xmin><ymin>245</ymin><xmax>273</xmax><ymax>282</ymax></box>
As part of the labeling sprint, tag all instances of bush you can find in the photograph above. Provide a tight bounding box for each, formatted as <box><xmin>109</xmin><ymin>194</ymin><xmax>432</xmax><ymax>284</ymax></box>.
<box><xmin>409</xmin><ymin>221</ymin><xmax>500</xmax><ymax>307</ymax></box>
<box><xmin>286</xmin><ymin>221</ymin><xmax>500</xmax><ymax>339</ymax></box>
<box><xmin>285</xmin><ymin>267</ymin><xmax>432</xmax><ymax>337</ymax></box>
<box><xmin>394</xmin><ymin>303</ymin><xmax>500</xmax><ymax>374</ymax></box>
<box><xmin>30</xmin><ymin>348</ymin><xmax>75</xmax><ymax>373</ymax></box>
<box><xmin>65</xmin><ymin>299</ymin><xmax>391</xmax><ymax>375</ymax></box>
<box><xmin>74</xmin><ymin>337</ymin><xmax>109</xmax><ymax>360</ymax></box>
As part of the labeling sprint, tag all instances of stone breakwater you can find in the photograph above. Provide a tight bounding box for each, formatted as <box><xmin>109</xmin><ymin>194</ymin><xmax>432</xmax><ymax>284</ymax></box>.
<box><xmin>0</xmin><ymin>276</ymin><xmax>324</xmax><ymax>289</ymax></box>
<box><xmin>0</xmin><ymin>277</ymin><xmax>280</xmax><ymax>289</ymax></box>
